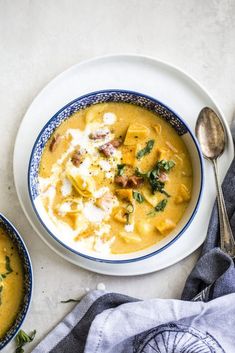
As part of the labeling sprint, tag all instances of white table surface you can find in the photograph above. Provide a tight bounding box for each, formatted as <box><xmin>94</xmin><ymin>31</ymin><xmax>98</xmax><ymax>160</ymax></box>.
<box><xmin>1</xmin><ymin>1</ymin><xmax>235</xmax><ymax>351</ymax></box>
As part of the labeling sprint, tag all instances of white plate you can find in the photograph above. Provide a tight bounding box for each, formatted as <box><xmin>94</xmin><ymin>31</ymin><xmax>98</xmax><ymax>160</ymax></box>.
<box><xmin>13</xmin><ymin>55</ymin><xmax>234</xmax><ymax>276</ymax></box>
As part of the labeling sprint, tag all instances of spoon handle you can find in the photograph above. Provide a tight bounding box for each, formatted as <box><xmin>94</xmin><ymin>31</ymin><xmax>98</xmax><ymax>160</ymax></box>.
<box><xmin>212</xmin><ymin>159</ymin><xmax>235</xmax><ymax>257</ymax></box>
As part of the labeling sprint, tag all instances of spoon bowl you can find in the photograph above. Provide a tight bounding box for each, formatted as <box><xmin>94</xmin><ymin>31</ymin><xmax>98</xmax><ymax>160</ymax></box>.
<box><xmin>196</xmin><ymin>107</ymin><xmax>226</xmax><ymax>160</ymax></box>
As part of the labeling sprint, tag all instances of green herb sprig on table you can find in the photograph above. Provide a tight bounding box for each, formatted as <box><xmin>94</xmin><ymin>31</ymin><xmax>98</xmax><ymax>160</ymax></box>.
<box><xmin>147</xmin><ymin>199</ymin><xmax>168</xmax><ymax>216</ymax></box>
<box><xmin>15</xmin><ymin>329</ymin><xmax>36</xmax><ymax>353</ymax></box>
<box><xmin>136</xmin><ymin>140</ymin><xmax>155</xmax><ymax>160</ymax></box>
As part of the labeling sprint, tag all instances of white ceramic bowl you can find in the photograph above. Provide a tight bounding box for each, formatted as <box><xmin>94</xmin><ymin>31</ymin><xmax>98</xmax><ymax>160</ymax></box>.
<box><xmin>28</xmin><ymin>90</ymin><xmax>204</xmax><ymax>263</ymax></box>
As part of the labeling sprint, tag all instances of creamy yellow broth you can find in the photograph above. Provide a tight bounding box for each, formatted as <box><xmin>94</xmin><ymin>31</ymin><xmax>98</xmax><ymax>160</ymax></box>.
<box><xmin>39</xmin><ymin>103</ymin><xmax>193</xmax><ymax>254</ymax></box>
<box><xmin>0</xmin><ymin>226</ymin><xmax>24</xmax><ymax>338</ymax></box>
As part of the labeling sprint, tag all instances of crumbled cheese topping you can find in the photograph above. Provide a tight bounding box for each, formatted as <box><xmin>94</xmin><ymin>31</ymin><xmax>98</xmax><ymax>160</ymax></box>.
<box><xmin>61</xmin><ymin>178</ymin><xmax>72</xmax><ymax>196</ymax></box>
<box><xmin>58</xmin><ymin>202</ymin><xmax>71</xmax><ymax>215</ymax></box>
<box><xmin>103</xmin><ymin>112</ymin><xmax>117</xmax><ymax>125</ymax></box>
<box><xmin>124</xmin><ymin>223</ymin><xmax>134</xmax><ymax>233</ymax></box>
<box><xmin>83</xmin><ymin>202</ymin><xmax>106</xmax><ymax>223</ymax></box>
<box><xmin>99</xmin><ymin>160</ymin><xmax>111</xmax><ymax>172</ymax></box>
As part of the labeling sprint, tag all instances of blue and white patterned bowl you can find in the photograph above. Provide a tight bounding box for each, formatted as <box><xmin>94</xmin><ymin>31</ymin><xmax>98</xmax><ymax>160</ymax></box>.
<box><xmin>28</xmin><ymin>90</ymin><xmax>204</xmax><ymax>263</ymax></box>
<box><xmin>0</xmin><ymin>213</ymin><xmax>33</xmax><ymax>350</ymax></box>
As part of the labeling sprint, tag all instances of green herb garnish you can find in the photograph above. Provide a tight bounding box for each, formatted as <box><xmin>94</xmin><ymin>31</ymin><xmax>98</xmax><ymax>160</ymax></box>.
<box><xmin>126</xmin><ymin>203</ymin><xmax>134</xmax><ymax>224</ymax></box>
<box><xmin>135</xmin><ymin>167</ymin><xmax>148</xmax><ymax>178</ymax></box>
<box><xmin>0</xmin><ymin>256</ymin><xmax>14</xmax><ymax>306</ymax></box>
<box><xmin>133</xmin><ymin>191</ymin><xmax>145</xmax><ymax>203</ymax></box>
<box><xmin>156</xmin><ymin>160</ymin><xmax>175</xmax><ymax>172</ymax></box>
<box><xmin>116</xmin><ymin>164</ymin><xmax>126</xmax><ymax>176</ymax></box>
<box><xmin>126</xmin><ymin>203</ymin><xmax>134</xmax><ymax>213</ymax></box>
<box><xmin>0</xmin><ymin>285</ymin><xmax>3</xmax><ymax>305</ymax></box>
<box><xmin>147</xmin><ymin>199</ymin><xmax>168</xmax><ymax>216</ymax></box>
<box><xmin>147</xmin><ymin>160</ymin><xmax>175</xmax><ymax>195</ymax></box>
<box><xmin>136</xmin><ymin>140</ymin><xmax>155</xmax><ymax>160</ymax></box>
<box><xmin>135</xmin><ymin>160</ymin><xmax>175</xmax><ymax>195</ymax></box>
<box><xmin>15</xmin><ymin>329</ymin><xmax>36</xmax><ymax>353</ymax></box>
<box><xmin>147</xmin><ymin>172</ymin><xmax>166</xmax><ymax>195</ymax></box>
<box><xmin>154</xmin><ymin>199</ymin><xmax>168</xmax><ymax>211</ymax></box>
<box><xmin>5</xmin><ymin>255</ymin><xmax>13</xmax><ymax>274</ymax></box>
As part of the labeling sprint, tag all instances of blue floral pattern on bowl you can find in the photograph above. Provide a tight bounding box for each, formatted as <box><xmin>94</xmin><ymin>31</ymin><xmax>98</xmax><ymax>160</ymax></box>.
<box><xmin>28</xmin><ymin>89</ymin><xmax>203</xmax><ymax>264</ymax></box>
<box><xmin>29</xmin><ymin>90</ymin><xmax>188</xmax><ymax>200</ymax></box>
<box><xmin>0</xmin><ymin>214</ymin><xmax>33</xmax><ymax>350</ymax></box>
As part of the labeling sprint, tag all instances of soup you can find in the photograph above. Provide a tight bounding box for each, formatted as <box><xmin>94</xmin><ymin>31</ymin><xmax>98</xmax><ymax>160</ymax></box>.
<box><xmin>38</xmin><ymin>103</ymin><xmax>193</xmax><ymax>254</ymax></box>
<box><xmin>0</xmin><ymin>226</ymin><xmax>24</xmax><ymax>338</ymax></box>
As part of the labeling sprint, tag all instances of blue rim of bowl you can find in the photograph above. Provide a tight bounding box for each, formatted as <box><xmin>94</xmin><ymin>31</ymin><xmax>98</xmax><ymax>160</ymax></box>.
<box><xmin>28</xmin><ymin>89</ymin><xmax>204</xmax><ymax>264</ymax></box>
<box><xmin>0</xmin><ymin>213</ymin><xmax>33</xmax><ymax>350</ymax></box>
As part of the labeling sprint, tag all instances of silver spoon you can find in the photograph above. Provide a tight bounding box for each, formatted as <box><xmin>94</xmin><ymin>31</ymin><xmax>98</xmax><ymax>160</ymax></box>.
<box><xmin>196</xmin><ymin>107</ymin><xmax>235</xmax><ymax>258</ymax></box>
